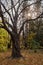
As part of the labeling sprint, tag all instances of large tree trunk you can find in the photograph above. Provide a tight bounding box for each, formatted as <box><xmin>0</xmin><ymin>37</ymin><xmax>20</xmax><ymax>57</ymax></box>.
<box><xmin>11</xmin><ymin>35</ymin><xmax>21</xmax><ymax>58</ymax></box>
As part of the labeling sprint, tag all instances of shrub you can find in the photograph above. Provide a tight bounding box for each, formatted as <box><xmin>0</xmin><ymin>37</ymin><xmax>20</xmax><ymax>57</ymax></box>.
<box><xmin>31</xmin><ymin>40</ymin><xmax>40</xmax><ymax>49</ymax></box>
<box><xmin>0</xmin><ymin>44</ymin><xmax>7</xmax><ymax>52</ymax></box>
<box><xmin>0</xmin><ymin>28</ymin><xmax>10</xmax><ymax>52</ymax></box>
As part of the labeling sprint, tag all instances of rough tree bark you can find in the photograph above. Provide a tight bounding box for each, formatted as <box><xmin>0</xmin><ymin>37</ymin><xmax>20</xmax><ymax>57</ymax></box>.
<box><xmin>11</xmin><ymin>34</ymin><xmax>21</xmax><ymax>58</ymax></box>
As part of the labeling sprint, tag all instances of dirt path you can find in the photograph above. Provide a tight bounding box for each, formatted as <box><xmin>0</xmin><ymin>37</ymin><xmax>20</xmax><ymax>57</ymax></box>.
<box><xmin>0</xmin><ymin>50</ymin><xmax>43</xmax><ymax>65</ymax></box>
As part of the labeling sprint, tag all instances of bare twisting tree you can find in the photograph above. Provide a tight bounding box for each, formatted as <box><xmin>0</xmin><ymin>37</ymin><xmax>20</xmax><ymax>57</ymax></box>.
<box><xmin>0</xmin><ymin>0</ymin><xmax>43</xmax><ymax>58</ymax></box>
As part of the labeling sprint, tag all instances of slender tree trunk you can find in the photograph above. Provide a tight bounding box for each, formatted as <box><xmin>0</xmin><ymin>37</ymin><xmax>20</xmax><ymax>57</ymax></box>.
<box><xmin>11</xmin><ymin>35</ymin><xmax>21</xmax><ymax>58</ymax></box>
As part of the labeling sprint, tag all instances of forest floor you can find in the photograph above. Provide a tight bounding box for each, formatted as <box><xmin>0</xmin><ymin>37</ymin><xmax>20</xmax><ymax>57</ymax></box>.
<box><xmin>0</xmin><ymin>49</ymin><xmax>43</xmax><ymax>65</ymax></box>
